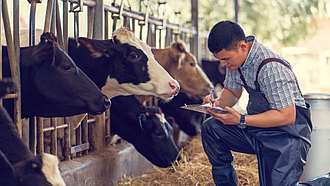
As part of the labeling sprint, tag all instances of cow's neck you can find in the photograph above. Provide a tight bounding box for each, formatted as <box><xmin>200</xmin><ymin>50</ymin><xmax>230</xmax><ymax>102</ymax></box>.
<box><xmin>101</xmin><ymin>77</ymin><xmax>132</xmax><ymax>98</ymax></box>
<box><xmin>68</xmin><ymin>39</ymin><xmax>110</xmax><ymax>89</ymax></box>
<box><xmin>152</xmin><ymin>48</ymin><xmax>174</xmax><ymax>71</ymax></box>
<box><xmin>0</xmin><ymin>107</ymin><xmax>33</xmax><ymax>165</ymax></box>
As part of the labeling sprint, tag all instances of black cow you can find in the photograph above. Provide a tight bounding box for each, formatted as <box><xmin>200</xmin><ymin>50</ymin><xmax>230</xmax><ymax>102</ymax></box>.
<box><xmin>201</xmin><ymin>59</ymin><xmax>226</xmax><ymax>87</ymax></box>
<box><xmin>2</xmin><ymin>32</ymin><xmax>110</xmax><ymax>118</ymax></box>
<box><xmin>110</xmin><ymin>95</ymin><xmax>180</xmax><ymax>168</ymax></box>
<box><xmin>158</xmin><ymin>92</ymin><xmax>206</xmax><ymax>136</ymax></box>
<box><xmin>0</xmin><ymin>79</ymin><xmax>65</xmax><ymax>186</ymax></box>
<box><xmin>68</xmin><ymin>27</ymin><xmax>180</xmax><ymax>100</ymax></box>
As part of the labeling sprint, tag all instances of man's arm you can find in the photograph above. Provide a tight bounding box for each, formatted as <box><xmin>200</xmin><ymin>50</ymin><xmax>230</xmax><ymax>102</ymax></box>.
<box><xmin>209</xmin><ymin>103</ymin><xmax>296</xmax><ymax>128</ymax></box>
<box><xmin>203</xmin><ymin>87</ymin><xmax>242</xmax><ymax>108</ymax></box>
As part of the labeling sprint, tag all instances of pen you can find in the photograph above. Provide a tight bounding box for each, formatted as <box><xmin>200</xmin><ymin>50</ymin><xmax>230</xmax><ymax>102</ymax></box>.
<box><xmin>210</xmin><ymin>88</ymin><xmax>215</xmax><ymax>107</ymax></box>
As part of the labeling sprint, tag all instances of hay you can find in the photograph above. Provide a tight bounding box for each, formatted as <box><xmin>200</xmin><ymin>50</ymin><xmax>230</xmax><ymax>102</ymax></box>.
<box><xmin>117</xmin><ymin>135</ymin><xmax>259</xmax><ymax>186</ymax></box>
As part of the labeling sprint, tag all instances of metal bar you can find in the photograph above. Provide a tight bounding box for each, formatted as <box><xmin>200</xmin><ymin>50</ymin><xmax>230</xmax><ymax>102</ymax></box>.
<box><xmin>2</xmin><ymin>0</ymin><xmax>21</xmax><ymax>135</ymax></box>
<box><xmin>29</xmin><ymin>117</ymin><xmax>36</xmax><ymax>154</ymax></box>
<box><xmin>0</xmin><ymin>0</ymin><xmax>2</xmax><ymax>82</ymax></box>
<box><xmin>50</xmin><ymin>0</ymin><xmax>56</xmax><ymax>34</ymax></box>
<box><xmin>87</xmin><ymin>6</ymin><xmax>94</xmax><ymax>39</ymax></box>
<box><xmin>104</xmin><ymin>10</ymin><xmax>108</xmax><ymax>39</ymax></box>
<box><xmin>13</xmin><ymin>0</ymin><xmax>19</xmax><ymax>61</ymax></box>
<box><xmin>73</xmin><ymin>12</ymin><xmax>79</xmax><ymax>38</ymax></box>
<box><xmin>81</xmin><ymin>116</ymin><xmax>88</xmax><ymax>155</ymax></box>
<box><xmin>70</xmin><ymin>143</ymin><xmax>89</xmax><ymax>154</ymax></box>
<box><xmin>75</xmin><ymin>123</ymin><xmax>82</xmax><ymax>157</ymax></box>
<box><xmin>92</xmin><ymin>0</ymin><xmax>103</xmax><ymax>39</ymax></box>
<box><xmin>50</xmin><ymin>118</ymin><xmax>57</xmax><ymax>155</ymax></box>
<box><xmin>131</xmin><ymin>18</ymin><xmax>135</xmax><ymax>33</ymax></box>
<box><xmin>29</xmin><ymin>0</ymin><xmax>37</xmax><ymax>46</ymax></box>
<box><xmin>63</xmin><ymin>117</ymin><xmax>71</xmax><ymax>160</ymax></box>
<box><xmin>44</xmin><ymin>0</ymin><xmax>54</xmax><ymax>32</ymax></box>
<box><xmin>43</xmin><ymin>123</ymin><xmax>68</xmax><ymax>132</ymax></box>
<box><xmin>63</xmin><ymin>0</ymin><xmax>69</xmax><ymax>51</ymax></box>
<box><xmin>36</xmin><ymin>117</ymin><xmax>44</xmax><ymax>154</ymax></box>
<box><xmin>104</xmin><ymin>5</ymin><xmax>197</xmax><ymax>35</ymax></box>
<box><xmin>2</xmin><ymin>93</ymin><xmax>18</xmax><ymax>99</ymax></box>
<box><xmin>55</xmin><ymin>0</ymin><xmax>64</xmax><ymax>48</ymax></box>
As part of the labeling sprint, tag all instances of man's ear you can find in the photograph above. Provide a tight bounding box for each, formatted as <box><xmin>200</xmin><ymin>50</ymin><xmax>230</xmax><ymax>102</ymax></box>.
<box><xmin>77</xmin><ymin>37</ymin><xmax>109</xmax><ymax>58</ymax></box>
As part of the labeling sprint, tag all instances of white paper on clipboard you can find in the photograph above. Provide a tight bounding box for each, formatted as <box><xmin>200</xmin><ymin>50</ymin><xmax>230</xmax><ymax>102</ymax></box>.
<box><xmin>180</xmin><ymin>104</ymin><xmax>228</xmax><ymax>114</ymax></box>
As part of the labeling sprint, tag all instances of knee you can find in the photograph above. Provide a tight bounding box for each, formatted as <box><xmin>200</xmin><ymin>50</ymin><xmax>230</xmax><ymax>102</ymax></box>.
<box><xmin>201</xmin><ymin>117</ymin><xmax>218</xmax><ymax>139</ymax></box>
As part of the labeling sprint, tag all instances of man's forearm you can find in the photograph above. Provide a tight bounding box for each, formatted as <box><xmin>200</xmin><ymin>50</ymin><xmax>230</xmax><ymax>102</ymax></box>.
<box><xmin>218</xmin><ymin>87</ymin><xmax>242</xmax><ymax>108</ymax></box>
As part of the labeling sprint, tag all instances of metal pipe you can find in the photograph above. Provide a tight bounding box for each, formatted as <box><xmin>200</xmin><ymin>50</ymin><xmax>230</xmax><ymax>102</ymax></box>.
<box><xmin>2</xmin><ymin>0</ymin><xmax>21</xmax><ymax>135</ymax></box>
<box><xmin>55</xmin><ymin>0</ymin><xmax>64</xmax><ymax>48</ymax></box>
<box><xmin>87</xmin><ymin>6</ymin><xmax>94</xmax><ymax>39</ymax></box>
<box><xmin>29</xmin><ymin>0</ymin><xmax>37</xmax><ymax>46</ymax></box>
<box><xmin>44</xmin><ymin>0</ymin><xmax>54</xmax><ymax>32</ymax></box>
<box><xmin>92</xmin><ymin>0</ymin><xmax>103</xmax><ymax>39</ymax></box>
<box><xmin>63</xmin><ymin>0</ymin><xmax>69</xmax><ymax>51</ymax></box>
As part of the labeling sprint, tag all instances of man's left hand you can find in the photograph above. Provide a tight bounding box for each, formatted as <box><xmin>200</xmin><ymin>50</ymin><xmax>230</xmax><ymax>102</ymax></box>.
<box><xmin>207</xmin><ymin>106</ymin><xmax>241</xmax><ymax>125</ymax></box>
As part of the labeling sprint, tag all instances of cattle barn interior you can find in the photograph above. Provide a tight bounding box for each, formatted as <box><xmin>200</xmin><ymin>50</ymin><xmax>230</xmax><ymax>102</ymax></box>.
<box><xmin>1</xmin><ymin>0</ymin><xmax>329</xmax><ymax>186</ymax></box>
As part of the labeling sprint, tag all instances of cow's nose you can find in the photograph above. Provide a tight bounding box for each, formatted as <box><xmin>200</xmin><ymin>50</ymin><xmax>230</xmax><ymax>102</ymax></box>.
<box><xmin>102</xmin><ymin>96</ymin><xmax>111</xmax><ymax>108</ymax></box>
<box><xmin>169</xmin><ymin>82</ymin><xmax>178</xmax><ymax>91</ymax></box>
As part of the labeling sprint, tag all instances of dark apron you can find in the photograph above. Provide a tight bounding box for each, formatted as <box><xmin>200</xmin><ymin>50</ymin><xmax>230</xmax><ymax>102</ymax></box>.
<box><xmin>238</xmin><ymin>58</ymin><xmax>312</xmax><ymax>185</ymax></box>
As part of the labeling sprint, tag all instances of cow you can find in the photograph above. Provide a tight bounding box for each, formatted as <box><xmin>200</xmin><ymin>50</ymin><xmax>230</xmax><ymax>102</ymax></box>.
<box><xmin>110</xmin><ymin>95</ymin><xmax>180</xmax><ymax>168</ymax></box>
<box><xmin>2</xmin><ymin>32</ymin><xmax>110</xmax><ymax>119</ymax></box>
<box><xmin>151</xmin><ymin>41</ymin><xmax>213</xmax><ymax>98</ymax></box>
<box><xmin>137</xmin><ymin>41</ymin><xmax>213</xmax><ymax>137</ymax></box>
<box><xmin>0</xmin><ymin>79</ymin><xmax>65</xmax><ymax>186</ymax></box>
<box><xmin>68</xmin><ymin>27</ymin><xmax>180</xmax><ymax>100</ymax></box>
<box><xmin>201</xmin><ymin>59</ymin><xmax>226</xmax><ymax>88</ymax></box>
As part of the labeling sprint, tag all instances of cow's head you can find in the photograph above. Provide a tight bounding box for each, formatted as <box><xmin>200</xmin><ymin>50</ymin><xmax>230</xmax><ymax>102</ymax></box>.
<box><xmin>0</xmin><ymin>152</ymin><xmax>65</xmax><ymax>186</ymax></box>
<box><xmin>110</xmin><ymin>95</ymin><xmax>180</xmax><ymax>168</ymax></box>
<box><xmin>136</xmin><ymin>106</ymin><xmax>180</xmax><ymax>167</ymax></box>
<box><xmin>76</xmin><ymin>27</ymin><xmax>180</xmax><ymax>100</ymax></box>
<box><xmin>153</xmin><ymin>41</ymin><xmax>213</xmax><ymax>98</ymax></box>
<box><xmin>26</xmin><ymin>32</ymin><xmax>110</xmax><ymax>117</ymax></box>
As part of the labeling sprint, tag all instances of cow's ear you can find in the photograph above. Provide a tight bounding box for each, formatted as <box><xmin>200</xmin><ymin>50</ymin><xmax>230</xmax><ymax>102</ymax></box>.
<box><xmin>31</xmin><ymin>40</ymin><xmax>56</xmax><ymax>66</ymax></box>
<box><xmin>171</xmin><ymin>41</ymin><xmax>187</xmax><ymax>53</ymax></box>
<box><xmin>77</xmin><ymin>37</ymin><xmax>108</xmax><ymax>58</ymax></box>
<box><xmin>0</xmin><ymin>151</ymin><xmax>16</xmax><ymax>183</ymax></box>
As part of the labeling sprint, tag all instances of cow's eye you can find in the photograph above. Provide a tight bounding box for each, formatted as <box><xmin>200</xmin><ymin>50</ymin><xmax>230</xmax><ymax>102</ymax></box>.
<box><xmin>189</xmin><ymin>62</ymin><xmax>195</xmax><ymax>67</ymax></box>
<box><xmin>130</xmin><ymin>53</ymin><xmax>139</xmax><ymax>59</ymax></box>
<box><xmin>62</xmin><ymin>65</ymin><xmax>71</xmax><ymax>71</ymax></box>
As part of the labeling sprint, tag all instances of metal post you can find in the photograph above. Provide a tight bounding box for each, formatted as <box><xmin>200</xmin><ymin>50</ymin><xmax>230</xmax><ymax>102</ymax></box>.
<box><xmin>191</xmin><ymin>0</ymin><xmax>201</xmax><ymax>64</ymax></box>
<box><xmin>2</xmin><ymin>0</ymin><xmax>21</xmax><ymax>135</ymax></box>
<box><xmin>234</xmin><ymin>0</ymin><xmax>239</xmax><ymax>23</ymax></box>
<box><xmin>93</xmin><ymin>0</ymin><xmax>103</xmax><ymax>39</ymax></box>
<box><xmin>63</xmin><ymin>0</ymin><xmax>68</xmax><ymax>51</ymax></box>
<box><xmin>44</xmin><ymin>0</ymin><xmax>54</xmax><ymax>32</ymax></box>
<box><xmin>87</xmin><ymin>7</ymin><xmax>94</xmax><ymax>39</ymax></box>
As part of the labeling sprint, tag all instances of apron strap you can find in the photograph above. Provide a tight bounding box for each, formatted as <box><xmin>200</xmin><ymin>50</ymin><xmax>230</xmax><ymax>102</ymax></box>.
<box><xmin>255</xmin><ymin>58</ymin><xmax>303</xmax><ymax>95</ymax></box>
<box><xmin>238</xmin><ymin>68</ymin><xmax>248</xmax><ymax>87</ymax></box>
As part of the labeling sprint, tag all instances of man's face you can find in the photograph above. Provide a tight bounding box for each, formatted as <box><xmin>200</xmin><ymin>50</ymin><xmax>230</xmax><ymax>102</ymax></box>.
<box><xmin>213</xmin><ymin>41</ymin><xmax>248</xmax><ymax>71</ymax></box>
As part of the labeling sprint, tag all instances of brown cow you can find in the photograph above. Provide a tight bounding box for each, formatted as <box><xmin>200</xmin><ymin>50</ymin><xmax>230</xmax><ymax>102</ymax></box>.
<box><xmin>152</xmin><ymin>41</ymin><xmax>213</xmax><ymax>98</ymax></box>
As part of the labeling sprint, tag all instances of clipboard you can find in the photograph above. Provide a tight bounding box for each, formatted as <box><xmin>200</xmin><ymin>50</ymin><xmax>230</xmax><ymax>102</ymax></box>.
<box><xmin>180</xmin><ymin>104</ymin><xmax>228</xmax><ymax>114</ymax></box>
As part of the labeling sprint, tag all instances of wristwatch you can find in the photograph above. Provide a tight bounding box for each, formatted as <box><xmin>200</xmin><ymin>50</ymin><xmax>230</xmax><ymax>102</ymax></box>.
<box><xmin>237</xmin><ymin>114</ymin><xmax>247</xmax><ymax>129</ymax></box>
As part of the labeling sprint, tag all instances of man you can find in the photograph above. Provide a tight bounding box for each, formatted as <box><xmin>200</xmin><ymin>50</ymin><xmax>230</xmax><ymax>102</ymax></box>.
<box><xmin>201</xmin><ymin>20</ymin><xmax>312</xmax><ymax>186</ymax></box>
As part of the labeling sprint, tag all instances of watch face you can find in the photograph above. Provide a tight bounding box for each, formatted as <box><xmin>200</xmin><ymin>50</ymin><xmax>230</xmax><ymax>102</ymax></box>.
<box><xmin>237</xmin><ymin>122</ymin><xmax>246</xmax><ymax>129</ymax></box>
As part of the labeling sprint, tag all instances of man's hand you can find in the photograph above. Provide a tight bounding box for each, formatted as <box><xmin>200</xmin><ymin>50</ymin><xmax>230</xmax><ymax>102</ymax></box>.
<box><xmin>207</xmin><ymin>106</ymin><xmax>241</xmax><ymax>125</ymax></box>
<box><xmin>203</xmin><ymin>94</ymin><xmax>220</xmax><ymax>107</ymax></box>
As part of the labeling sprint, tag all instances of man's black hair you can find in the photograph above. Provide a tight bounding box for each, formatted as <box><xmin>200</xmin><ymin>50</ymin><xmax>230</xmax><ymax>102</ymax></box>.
<box><xmin>208</xmin><ymin>20</ymin><xmax>246</xmax><ymax>53</ymax></box>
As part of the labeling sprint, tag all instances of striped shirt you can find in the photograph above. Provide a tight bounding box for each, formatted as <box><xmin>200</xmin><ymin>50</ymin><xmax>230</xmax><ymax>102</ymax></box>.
<box><xmin>224</xmin><ymin>36</ymin><xmax>306</xmax><ymax>109</ymax></box>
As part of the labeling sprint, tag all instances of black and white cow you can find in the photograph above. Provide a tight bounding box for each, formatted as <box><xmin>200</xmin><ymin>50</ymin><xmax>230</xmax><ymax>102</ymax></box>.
<box><xmin>158</xmin><ymin>92</ymin><xmax>205</xmax><ymax>136</ymax></box>
<box><xmin>68</xmin><ymin>27</ymin><xmax>180</xmax><ymax>99</ymax></box>
<box><xmin>0</xmin><ymin>79</ymin><xmax>65</xmax><ymax>186</ymax></box>
<box><xmin>2</xmin><ymin>32</ymin><xmax>110</xmax><ymax>118</ymax></box>
<box><xmin>110</xmin><ymin>95</ymin><xmax>180</xmax><ymax>168</ymax></box>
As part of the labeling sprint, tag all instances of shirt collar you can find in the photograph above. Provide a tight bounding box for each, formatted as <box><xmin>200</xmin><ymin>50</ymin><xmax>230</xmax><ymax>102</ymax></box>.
<box><xmin>241</xmin><ymin>35</ymin><xmax>258</xmax><ymax>69</ymax></box>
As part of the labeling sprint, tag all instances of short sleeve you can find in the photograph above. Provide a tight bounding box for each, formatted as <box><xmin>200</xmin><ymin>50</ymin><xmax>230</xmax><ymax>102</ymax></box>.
<box><xmin>223</xmin><ymin>69</ymin><xmax>243</xmax><ymax>90</ymax></box>
<box><xmin>258</xmin><ymin>63</ymin><xmax>296</xmax><ymax>109</ymax></box>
